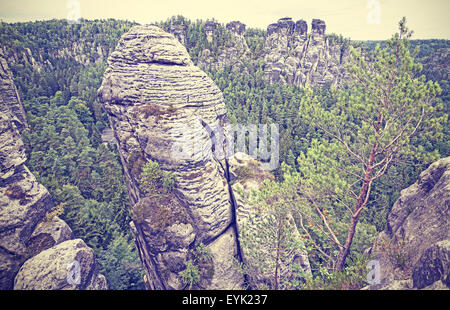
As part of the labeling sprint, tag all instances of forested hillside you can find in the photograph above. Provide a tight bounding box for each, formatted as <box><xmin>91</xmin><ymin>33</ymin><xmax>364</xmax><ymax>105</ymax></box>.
<box><xmin>0</xmin><ymin>16</ymin><xmax>448</xmax><ymax>289</ymax></box>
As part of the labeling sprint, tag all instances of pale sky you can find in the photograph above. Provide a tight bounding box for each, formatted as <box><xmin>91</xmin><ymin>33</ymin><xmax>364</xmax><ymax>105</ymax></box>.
<box><xmin>0</xmin><ymin>0</ymin><xmax>449</xmax><ymax>40</ymax></box>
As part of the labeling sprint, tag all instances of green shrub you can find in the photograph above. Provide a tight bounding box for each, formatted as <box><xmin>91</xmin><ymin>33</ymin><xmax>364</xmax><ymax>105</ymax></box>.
<box><xmin>139</xmin><ymin>160</ymin><xmax>176</xmax><ymax>196</ymax></box>
<box><xmin>299</xmin><ymin>255</ymin><xmax>369</xmax><ymax>290</ymax></box>
<box><xmin>180</xmin><ymin>260</ymin><xmax>200</xmax><ymax>289</ymax></box>
<box><xmin>162</xmin><ymin>171</ymin><xmax>176</xmax><ymax>192</ymax></box>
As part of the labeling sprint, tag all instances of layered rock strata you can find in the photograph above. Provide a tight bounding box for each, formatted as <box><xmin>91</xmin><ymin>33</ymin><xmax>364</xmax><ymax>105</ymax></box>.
<box><xmin>263</xmin><ymin>17</ymin><xmax>349</xmax><ymax>87</ymax></box>
<box><xmin>0</xmin><ymin>49</ymin><xmax>28</xmax><ymax>131</ymax></box>
<box><xmin>229</xmin><ymin>152</ymin><xmax>311</xmax><ymax>288</ymax></box>
<box><xmin>0</xmin><ymin>111</ymin><xmax>106</xmax><ymax>290</ymax></box>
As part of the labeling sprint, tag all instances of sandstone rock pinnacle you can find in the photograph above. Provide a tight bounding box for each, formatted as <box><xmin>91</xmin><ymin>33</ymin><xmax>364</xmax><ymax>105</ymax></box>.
<box><xmin>99</xmin><ymin>25</ymin><xmax>242</xmax><ymax>289</ymax></box>
<box><xmin>99</xmin><ymin>25</ymin><xmax>311</xmax><ymax>290</ymax></box>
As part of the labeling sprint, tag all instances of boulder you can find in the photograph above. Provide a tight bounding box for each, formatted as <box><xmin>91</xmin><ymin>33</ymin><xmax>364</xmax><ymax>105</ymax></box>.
<box><xmin>14</xmin><ymin>239</ymin><xmax>107</xmax><ymax>290</ymax></box>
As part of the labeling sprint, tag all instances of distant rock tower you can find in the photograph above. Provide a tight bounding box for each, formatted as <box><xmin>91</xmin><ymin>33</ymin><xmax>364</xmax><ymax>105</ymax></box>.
<box><xmin>263</xmin><ymin>17</ymin><xmax>349</xmax><ymax>87</ymax></box>
<box><xmin>204</xmin><ymin>21</ymin><xmax>219</xmax><ymax>43</ymax></box>
<box><xmin>226</xmin><ymin>21</ymin><xmax>246</xmax><ymax>35</ymax></box>
<box><xmin>169</xmin><ymin>24</ymin><xmax>188</xmax><ymax>45</ymax></box>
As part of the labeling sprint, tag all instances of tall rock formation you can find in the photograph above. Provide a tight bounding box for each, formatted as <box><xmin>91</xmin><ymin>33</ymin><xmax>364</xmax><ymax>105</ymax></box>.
<box><xmin>98</xmin><ymin>25</ymin><xmax>242</xmax><ymax>290</ymax></box>
<box><xmin>228</xmin><ymin>152</ymin><xmax>311</xmax><ymax>288</ymax></box>
<box><xmin>366</xmin><ymin>157</ymin><xmax>450</xmax><ymax>290</ymax></box>
<box><xmin>197</xmin><ymin>21</ymin><xmax>251</xmax><ymax>72</ymax></box>
<box><xmin>98</xmin><ymin>25</ymin><xmax>310</xmax><ymax>289</ymax></box>
<box><xmin>0</xmin><ymin>49</ymin><xmax>28</xmax><ymax>131</ymax></box>
<box><xmin>0</xmin><ymin>112</ymin><xmax>107</xmax><ymax>289</ymax></box>
<box><xmin>204</xmin><ymin>21</ymin><xmax>219</xmax><ymax>43</ymax></box>
<box><xmin>263</xmin><ymin>17</ymin><xmax>349</xmax><ymax>87</ymax></box>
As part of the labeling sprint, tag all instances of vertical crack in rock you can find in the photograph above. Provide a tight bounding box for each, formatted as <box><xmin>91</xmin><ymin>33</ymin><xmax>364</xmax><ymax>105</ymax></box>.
<box><xmin>99</xmin><ymin>25</ymin><xmax>311</xmax><ymax>290</ymax></box>
<box><xmin>263</xmin><ymin>18</ymin><xmax>350</xmax><ymax>87</ymax></box>
<box><xmin>199</xmin><ymin>119</ymin><xmax>244</xmax><ymax>264</ymax></box>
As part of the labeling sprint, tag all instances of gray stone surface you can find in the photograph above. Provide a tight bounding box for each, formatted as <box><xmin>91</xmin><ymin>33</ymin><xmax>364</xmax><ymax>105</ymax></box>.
<box><xmin>14</xmin><ymin>239</ymin><xmax>107</xmax><ymax>290</ymax></box>
<box><xmin>367</xmin><ymin>157</ymin><xmax>450</xmax><ymax>290</ymax></box>
<box><xmin>0</xmin><ymin>48</ymin><xmax>28</xmax><ymax>131</ymax></box>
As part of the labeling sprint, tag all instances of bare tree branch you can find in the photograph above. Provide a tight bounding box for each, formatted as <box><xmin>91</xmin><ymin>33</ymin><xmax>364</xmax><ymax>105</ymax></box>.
<box><xmin>309</xmin><ymin>196</ymin><xmax>343</xmax><ymax>250</ymax></box>
<box><xmin>298</xmin><ymin>213</ymin><xmax>335</xmax><ymax>268</ymax></box>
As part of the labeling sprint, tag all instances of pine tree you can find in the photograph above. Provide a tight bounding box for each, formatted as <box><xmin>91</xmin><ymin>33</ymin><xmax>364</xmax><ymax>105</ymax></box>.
<box><xmin>299</xmin><ymin>18</ymin><xmax>445</xmax><ymax>270</ymax></box>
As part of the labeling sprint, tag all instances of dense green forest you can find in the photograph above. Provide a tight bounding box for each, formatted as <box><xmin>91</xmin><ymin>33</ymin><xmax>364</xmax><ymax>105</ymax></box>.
<box><xmin>0</xmin><ymin>17</ymin><xmax>448</xmax><ymax>289</ymax></box>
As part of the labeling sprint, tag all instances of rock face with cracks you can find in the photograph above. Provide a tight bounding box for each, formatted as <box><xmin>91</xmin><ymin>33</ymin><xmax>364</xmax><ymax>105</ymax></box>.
<box><xmin>0</xmin><ymin>111</ymin><xmax>106</xmax><ymax>290</ymax></box>
<box><xmin>196</xmin><ymin>21</ymin><xmax>251</xmax><ymax>72</ymax></box>
<box><xmin>263</xmin><ymin>17</ymin><xmax>350</xmax><ymax>87</ymax></box>
<box><xmin>365</xmin><ymin>157</ymin><xmax>450</xmax><ymax>290</ymax></box>
<box><xmin>98</xmin><ymin>25</ymin><xmax>241</xmax><ymax>289</ymax></box>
